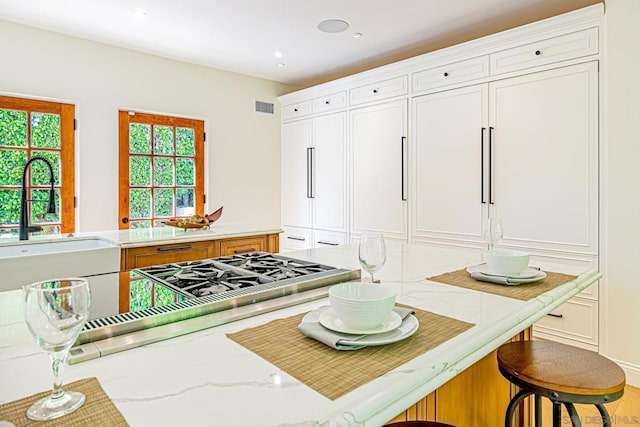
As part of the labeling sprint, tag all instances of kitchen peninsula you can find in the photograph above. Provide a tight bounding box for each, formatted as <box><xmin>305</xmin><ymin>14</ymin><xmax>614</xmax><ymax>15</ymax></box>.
<box><xmin>0</xmin><ymin>243</ymin><xmax>600</xmax><ymax>426</ymax></box>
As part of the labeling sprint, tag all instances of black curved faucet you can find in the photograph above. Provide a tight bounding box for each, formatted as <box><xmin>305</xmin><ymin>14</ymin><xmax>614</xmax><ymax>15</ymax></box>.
<box><xmin>19</xmin><ymin>156</ymin><xmax>56</xmax><ymax>240</ymax></box>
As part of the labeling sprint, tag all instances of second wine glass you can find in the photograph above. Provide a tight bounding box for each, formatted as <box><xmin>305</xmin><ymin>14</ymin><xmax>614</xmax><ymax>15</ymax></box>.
<box><xmin>358</xmin><ymin>233</ymin><xmax>387</xmax><ymax>283</ymax></box>
<box><xmin>483</xmin><ymin>218</ymin><xmax>504</xmax><ymax>253</ymax></box>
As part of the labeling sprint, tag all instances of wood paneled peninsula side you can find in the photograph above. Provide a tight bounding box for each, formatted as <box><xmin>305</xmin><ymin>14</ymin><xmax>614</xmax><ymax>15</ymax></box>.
<box><xmin>87</xmin><ymin>224</ymin><xmax>281</xmax><ymax>270</ymax></box>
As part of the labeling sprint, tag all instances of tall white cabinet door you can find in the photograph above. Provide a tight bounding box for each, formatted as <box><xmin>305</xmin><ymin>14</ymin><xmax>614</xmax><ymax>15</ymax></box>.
<box><xmin>313</xmin><ymin>112</ymin><xmax>347</xmax><ymax>232</ymax></box>
<box><xmin>411</xmin><ymin>84</ymin><xmax>489</xmax><ymax>245</ymax></box>
<box><xmin>350</xmin><ymin>100</ymin><xmax>408</xmax><ymax>239</ymax></box>
<box><xmin>281</xmin><ymin>119</ymin><xmax>312</xmax><ymax>228</ymax></box>
<box><xmin>489</xmin><ymin>61</ymin><xmax>598</xmax><ymax>254</ymax></box>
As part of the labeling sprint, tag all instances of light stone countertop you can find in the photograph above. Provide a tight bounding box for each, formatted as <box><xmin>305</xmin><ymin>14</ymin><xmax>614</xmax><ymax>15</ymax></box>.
<box><xmin>0</xmin><ymin>222</ymin><xmax>282</xmax><ymax>249</ymax></box>
<box><xmin>0</xmin><ymin>242</ymin><xmax>600</xmax><ymax>426</ymax></box>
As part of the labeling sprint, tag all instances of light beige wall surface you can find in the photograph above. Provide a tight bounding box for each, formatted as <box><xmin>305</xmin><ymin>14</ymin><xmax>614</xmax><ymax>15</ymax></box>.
<box><xmin>603</xmin><ymin>0</ymin><xmax>640</xmax><ymax>384</ymax></box>
<box><xmin>0</xmin><ymin>20</ymin><xmax>294</xmax><ymax>232</ymax></box>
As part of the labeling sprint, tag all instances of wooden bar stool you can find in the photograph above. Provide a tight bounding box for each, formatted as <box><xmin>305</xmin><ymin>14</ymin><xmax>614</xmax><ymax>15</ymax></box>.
<box><xmin>385</xmin><ymin>422</ymin><xmax>455</xmax><ymax>427</ymax></box>
<box><xmin>497</xmin><ymin>341</ymin><xmax>625</xmax><ymax>427</ymax></box>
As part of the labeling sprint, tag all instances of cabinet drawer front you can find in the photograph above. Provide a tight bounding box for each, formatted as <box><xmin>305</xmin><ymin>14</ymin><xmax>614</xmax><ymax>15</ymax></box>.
<box><xmin>218</xmin><ymin>236</ymin><xmax>266</xmax><ymax>256</ymax></box>
<box><xmin>350</xmin><ymin>75</ymin><xmax>408</xmax><ymax>105</ymax></box>
<box><xmin>313</xmin><ymin>230</ymin><xmax>346</xmax><ymax>248</ymax></box>
<box><xmin>282</xmin><ymin>101</ymin><xmax>312</xmax><ymax>121</ymax></box>
<box><xmin>490</xmin><ymin>27</ymin><xmax>598</xmax><ymax>75</ymax></box>
<box><xmin>124</xmin><ymin>241</ymin><xmax>214</xmax><ymax>269</ymax></box>
<box><xmin>280</xmin><ymin>227</ymin><xmax>313</xmax><ymax>252</ymax></box>
<box><xmin>413</xmin><ymin>56</ymin><xmax>489</xmax><ymax>93</ymax></box>
<box><xmin>312</xmin><ymin>91</ymin><xmax>347</xmax><ymax>114</ymax></box>
<box><xmin>534</xmin><ymin>297</ymin><xmax>598</xmax><ymax>345</ymax></box>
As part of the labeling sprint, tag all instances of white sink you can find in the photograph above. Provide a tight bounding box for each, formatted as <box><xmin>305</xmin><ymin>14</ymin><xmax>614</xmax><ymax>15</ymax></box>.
<box><xmin>0</xmin><ymin>237</ymin><xmax>121</xmax><ymax>292</ymax></box>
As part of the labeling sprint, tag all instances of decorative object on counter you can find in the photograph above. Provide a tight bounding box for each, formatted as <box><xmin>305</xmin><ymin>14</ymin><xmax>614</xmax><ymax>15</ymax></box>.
<box><xmin>226</xmin><ymin>304</ymin><xmax>474</xmax><ymax>400</ymax></box>
<box><xmin>0</xmin><ymin>377</ymin><xmax>128</xmax><ymax>426</ymax></box>
<box><xmin>428</xmin><ymin>268</ymin><xmax>576</xmax><ymax>301</ymax></box>
<box><xmin>327</xmin><ymin>282</ymin><xmax>395</xmax><ymax>330</ymax></box>
<box><xmin>299</xmin><ymin>305</ymin><xmax>418</xmax><ymax>350</ymax></box>
<box><xmin>358</xmin><ymin>233</ymin><xmax>387</xmax><ymax>283</ymax></box>
<box><xmin>485</xmin><ymin>249</ymin><xmax>530</xmax><ymax>276</ymax></box>
<box><xmin>22</xmin><ymin>278</ymin><xmax>91</xmax><ymax>420</ymax></box>
<box><xmin>162</xmin><ymin>206</ymin><xmax>223</xmax><ymax>230</ymax></box>
<box><xmin>497</xmin><ymin>341</ymin><xmax>625</xmax><ymax>427</ymax></box>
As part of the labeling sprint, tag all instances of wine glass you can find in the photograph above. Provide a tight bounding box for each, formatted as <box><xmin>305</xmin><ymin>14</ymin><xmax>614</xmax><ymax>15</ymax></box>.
<box><xmin>23</xmin><ymin>278</ymin><xmax>91</xmax><ymax>421</ymax></box>
<box><xmin>483</xmin><ymin>218</ymin><xmax>504</xmax><ymax>253</ymax></box>
<box><xmin>358</xmin><ymin>233</ymin><xmax>387</xmax><ymax>283</ymax></box>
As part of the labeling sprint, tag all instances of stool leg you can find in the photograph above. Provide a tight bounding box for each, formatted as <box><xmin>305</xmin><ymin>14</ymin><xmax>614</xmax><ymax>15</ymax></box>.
<box><xmin>505</xmin><ymin>389</ymin><xmax>532</xmax><ymax>427</ymax></box>
<box><xmin>534</xmin><ymin>395</ymin><xmax>542</xmax><ymax>427</ymax></box>
<box><xmin>552</xmin><ymin>402</ymin><xmax>562</xmax><ymax>427</ymax></box>
<box><xmin>595</xmin><ymin>403</ymin><xmax>612</xmax><ymax>427</ymax></box>
<box><xmin>563</xmin><ymin>403</ymin><xmax>582</xmax><ymax>427</ymax></box>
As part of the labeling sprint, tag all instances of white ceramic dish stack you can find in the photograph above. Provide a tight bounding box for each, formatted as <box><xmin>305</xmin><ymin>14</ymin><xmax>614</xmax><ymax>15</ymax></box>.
<box><xmin>328</xmin><ymin>282</ymin><xmax>395</xmax><ymax>331</ymax></box>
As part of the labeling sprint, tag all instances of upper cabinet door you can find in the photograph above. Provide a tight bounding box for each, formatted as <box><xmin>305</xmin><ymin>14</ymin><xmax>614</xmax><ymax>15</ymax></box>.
<box><xmin>350</xmin><ymin>100</ymin><xmax>408</xmax><ymax>239</ymax></box>
<box><xmin>489</xmin><ymin>61</ymin><xmax>599</xmax><ymax>254</ymax></box>
<box><xmin>313</xmin><ymin>112</ymin><xmax>347</xmax><ymax>232</ymax></box>
<box><xmin>281</xmin><ymin>119</ymin><xmax>313</xmax><ymax>228</ymax></box>
<box><xmin>411</xmin><ymin>84</ymin><xmax>489</xmax><ymax>245</ymax></box>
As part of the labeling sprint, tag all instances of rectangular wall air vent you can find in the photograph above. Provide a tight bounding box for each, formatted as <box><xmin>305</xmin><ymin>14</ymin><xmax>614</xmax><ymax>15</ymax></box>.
<box><xmin>255</xmin><ymin>100</ymin><xmax>275</xmax><ymax>114</ymax></box>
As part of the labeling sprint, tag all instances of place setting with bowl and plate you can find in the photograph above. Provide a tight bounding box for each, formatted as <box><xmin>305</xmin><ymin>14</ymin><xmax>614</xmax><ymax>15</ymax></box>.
<box><xmin>427</xmin><ymin>218</ymin><xmax>579</xmax><ymax>301</ymax></box>
<box><xmin>298</xmin><ymin>233</ymin><xmax>419</xmax><ymax>350</ymax></box>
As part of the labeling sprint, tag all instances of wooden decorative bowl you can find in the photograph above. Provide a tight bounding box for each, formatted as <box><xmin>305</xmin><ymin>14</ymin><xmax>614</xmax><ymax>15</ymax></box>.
<box><xmin>162</xmin><ymin>206</ymin><xmax>223</xmax><ymax>230</ymax></box>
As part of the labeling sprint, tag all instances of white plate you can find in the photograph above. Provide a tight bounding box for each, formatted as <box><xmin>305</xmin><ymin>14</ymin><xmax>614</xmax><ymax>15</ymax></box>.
<box><xmin>466</xmin><ymin>265</ymin><xmax>547</xmax><ymax>285</ymax></box>
<box><xmin>467</xmin><ymin>264</ymin><xmax>543</xmax><ymax>279</ymax></box>
<box><xmin>319</xmin><ymin>308</ymin><xmax>402</xmax><ymax>335</ymax></box>
<box><xmin>339</xmin><ymin>314</ymin><xmax>419</xmax><ymax>346</ymax></box>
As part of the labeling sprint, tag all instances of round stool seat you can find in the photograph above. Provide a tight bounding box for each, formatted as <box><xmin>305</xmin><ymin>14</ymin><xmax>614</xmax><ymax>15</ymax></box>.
<box><xmin>497</xmin><ymin>341</ymin><xmax>625</xmax><ymax>400</ymax></box>
<box><xmin>497</xmin><ymin>340</ymin><xmax>626</xmax><ymax>427</ymax></box>
<box><xmin>385</xmin><ymin>422</ymin><xmax>455</xmax><ymax>427</ymax></box>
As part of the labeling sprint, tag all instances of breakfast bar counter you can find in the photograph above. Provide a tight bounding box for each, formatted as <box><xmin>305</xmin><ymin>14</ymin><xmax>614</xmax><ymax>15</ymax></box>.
<box><xmin>0</xmin><ymin>243</ymin><xmax>600</xmax><ymax>426</ymax></box>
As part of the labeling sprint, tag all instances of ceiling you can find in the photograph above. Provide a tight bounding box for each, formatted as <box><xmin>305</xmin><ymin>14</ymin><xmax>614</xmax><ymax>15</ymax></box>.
<box><xmin>0</xmin><ymin>0</ymin><xmax>600</xmax><ymax>88</ymax></box>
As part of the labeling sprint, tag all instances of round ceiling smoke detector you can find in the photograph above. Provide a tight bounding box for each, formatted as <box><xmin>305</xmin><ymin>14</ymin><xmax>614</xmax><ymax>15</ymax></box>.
<box><xmin>317</xmin><ymin>19</ymin><xmax>350</xmax><ymax>33</ymax></box>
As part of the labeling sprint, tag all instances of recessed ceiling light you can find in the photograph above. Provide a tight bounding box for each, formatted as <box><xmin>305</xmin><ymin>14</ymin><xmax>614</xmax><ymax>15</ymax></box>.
<box><xmin>277</xmin><ymin>63</ymin><xmax>285</xmax><ymax>68</ymax></box>
<box><xmin>274</xmin><ymin>51</ymin><xmax>283</xmax><ymax>58</ymax></box>
<box><xmin>317</xmin><ymin>19</ymin><xmax>349</xmax><ymax>34</ymax></box>
<box><xmin>133</xmin><ymin>9</ymin><xmax>147</xmax><ymax>20</ymax></box>
<box><xmin>353</xmin><ymin>32</ymin><xmax>363</xmax><ymax>39</ymax></box>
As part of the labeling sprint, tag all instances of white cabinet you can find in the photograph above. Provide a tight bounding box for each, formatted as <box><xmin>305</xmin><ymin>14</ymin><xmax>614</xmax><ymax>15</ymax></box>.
<box><xmin>281</xmin><ymin>112</ymin><xmax>347</xmax><ymax>238</ymax></box>
<box><xmin>489</xmin><ymin>61</ymin><xmax>598</xmax><ymax>255</ymax></box>
<box><xmin>411</xmin><ymin>84</ymin><xmax>489</xmax><ymax>246</ymax></box>
<box><xmin>281</xmin><ymin>120</ymin><xmax>312</xmax><ymax>228</ymax></box>
<box><xmin>280</xmin><ymin>226</ymin><xmax>313</xmax><ymax>252</ymax></box>
<box><xmin>350</xmin><ymin>100</ymin><xmax>408</xmax><ymax>239</ymax></box>
<box><xmin>412</xmin><ymin>62</ymin><xmax>598</xmax><ymax>256</ymax></box>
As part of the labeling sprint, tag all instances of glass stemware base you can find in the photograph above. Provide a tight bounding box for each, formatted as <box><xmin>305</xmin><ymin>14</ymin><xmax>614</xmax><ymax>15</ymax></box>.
<box><xmin>27</xmin><ymin>390</ymin><xmax>86</xmax><ymax>421</ymax></box>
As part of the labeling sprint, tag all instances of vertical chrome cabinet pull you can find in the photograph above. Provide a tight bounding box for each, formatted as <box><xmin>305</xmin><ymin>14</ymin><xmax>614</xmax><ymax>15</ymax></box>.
<box><xmin>306</xmin><ymin>147</ymin><xmax>312</xmax><ymax>199</ymax></box>
<box><xmin>489</xmin><ymin>127</ymin><xmax>495</xmax><ymax>204</ymax></box>
<box><xmin>481</xmin><ymin>127</ymin><xmax>486</xmax><ymax>204</ymax></box>
<box><xmin>310</xmin><ymin>147</ymin><xmax>315</xmax><ymax>198</ymax></box>
<box><xmin>401</xmin><ymin>136</ymin><xmax>407</xmax><ymax>201</ymax></box>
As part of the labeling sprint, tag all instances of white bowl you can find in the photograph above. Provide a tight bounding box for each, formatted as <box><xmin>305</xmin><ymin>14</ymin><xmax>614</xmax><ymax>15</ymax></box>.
<box><xmin>328</xmin><ymin>282</ymin><xmax>395</xmax><ymax>330</ymax></box>
<box><xmin>485</xmin><ymin>249</ymin><xmax>530</xmax><ymax>276</ymax></box>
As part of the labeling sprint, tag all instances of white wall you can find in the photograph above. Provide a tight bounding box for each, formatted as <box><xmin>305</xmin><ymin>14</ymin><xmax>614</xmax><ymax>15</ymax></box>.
<box><xmin>0</xmin><ymin>20</ymin><xmax>295</xmax><ymax>232</ymax></box>
<box><xmin>602</xmin><ymin>0</ymin><xmax>640</xmax><ymax>384</ymax></box>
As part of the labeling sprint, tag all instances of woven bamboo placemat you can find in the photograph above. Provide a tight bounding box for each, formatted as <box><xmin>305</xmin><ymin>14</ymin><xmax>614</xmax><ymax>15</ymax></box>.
<box><xmin>428</xmin><ymin>268</ymin><xmax>577</xmax><ymax>301</ymax></box>
<box><xmin>226</xmin><ymin>306</ymin><xmax>474</xmax><ymax>400</ymax></box>
<box><xmin>0</xmin><ymin>377</ymin><xmax>128</xmax><ymax>427</ymax></box>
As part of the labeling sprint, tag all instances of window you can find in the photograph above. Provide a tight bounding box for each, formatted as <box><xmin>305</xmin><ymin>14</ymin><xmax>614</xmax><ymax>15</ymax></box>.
<box><xmin>118</xmin><ymin>111</ymin><xmax>205</xmax><ymax>229</ymax></box>
<box><xmin>0</xmin><ymin>96</ymin><xmax>75</xmax><ymax>237</ymax></box>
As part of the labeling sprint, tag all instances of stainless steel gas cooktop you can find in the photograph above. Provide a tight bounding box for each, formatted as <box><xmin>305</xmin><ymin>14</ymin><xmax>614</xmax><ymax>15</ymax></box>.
<box><xmin>73</xmin><ymin>252</ymin><xmax>359</xmax><ymax>362</ymax></box>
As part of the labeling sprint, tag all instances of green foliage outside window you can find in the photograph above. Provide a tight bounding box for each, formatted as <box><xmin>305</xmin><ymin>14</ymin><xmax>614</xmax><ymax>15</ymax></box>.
<box><xmin>31</xmin><ymin>113</ymin><xmax>60</xmax><ymax>149</ymax></box>
<box><xmin>0</xmin><ymin>109</ymin><xmax>27</xmax><ymax>147</ymax></box>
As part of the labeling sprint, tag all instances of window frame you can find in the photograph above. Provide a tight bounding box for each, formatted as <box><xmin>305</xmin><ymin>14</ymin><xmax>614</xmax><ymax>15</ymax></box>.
<box><xmin>0</xmin><ymin>95</ymin><xmax>76</xmax><ymax>236</ymax></box>
<box><xmin>118</xmin><ymin>110</ymin><xmax>205</xmax><ymax>230</ymax></box>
